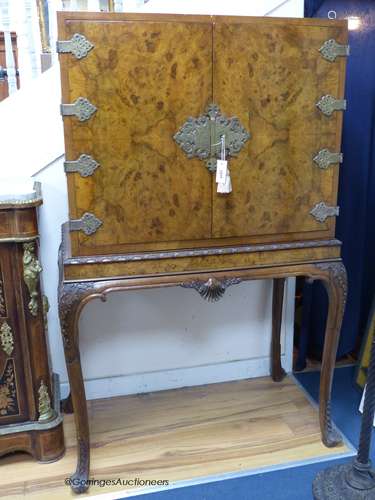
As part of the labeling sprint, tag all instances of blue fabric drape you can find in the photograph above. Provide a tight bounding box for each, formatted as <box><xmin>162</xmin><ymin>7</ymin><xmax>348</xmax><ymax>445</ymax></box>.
<box><xmin>304</xmin><ymin>1</ymin><xmax>325</xmax><ymax>17</ymax></box>
<box><xmin>298</xmin><ymin>0</ymin><xmax>375</xmax><ymax>364</ymax></box>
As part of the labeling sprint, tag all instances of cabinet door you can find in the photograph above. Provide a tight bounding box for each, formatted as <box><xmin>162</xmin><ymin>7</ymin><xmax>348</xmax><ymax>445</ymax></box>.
<box><xmin>212</xmin><ymin>17</ymin><xmax>347</xmax><ymax>242</ymax></box>
<box><xmin>0</xmin><ymin>245</ymin><xmax>29</xmax><ymax>424</ymax></box>
<box><xmin>59</xmin><ymin>13</ymin><xmax>213</xmax><ymax>257</ymax></box>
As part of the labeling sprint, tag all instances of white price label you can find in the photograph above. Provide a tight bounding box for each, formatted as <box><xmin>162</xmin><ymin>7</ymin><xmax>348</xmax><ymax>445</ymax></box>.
<box><xmin>217</xmin><ymin>170</ymin><xmax>232</xmax><ymax>194</ymax></box>
<box><xmin>216</xmin><ymin>160</ymin><xmax>228</xmax><ymax>183</ymax></box>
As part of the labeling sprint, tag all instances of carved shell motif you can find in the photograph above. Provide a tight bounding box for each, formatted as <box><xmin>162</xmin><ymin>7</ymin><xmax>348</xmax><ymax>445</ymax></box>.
<box><xmin>181</xmin><ymin>277</ymin><xmax>242</xmax><ymax>302</ymax></box>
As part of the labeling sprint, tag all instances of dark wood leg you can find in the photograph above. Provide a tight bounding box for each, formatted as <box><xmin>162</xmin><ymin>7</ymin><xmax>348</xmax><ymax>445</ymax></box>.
<box><xmin>271</xmin><ymin>278</ymin><xmax>286</xmax><ymax>382</ymax></box>
<box><xmin>315</xmin><ymin>262</ymin><xmax>347</xmax><ymax>447</ymax></box>
<box><xmin>59</xmin><ymin>281</ymin><xmax>95</xmax><ymax>494</ymax></box>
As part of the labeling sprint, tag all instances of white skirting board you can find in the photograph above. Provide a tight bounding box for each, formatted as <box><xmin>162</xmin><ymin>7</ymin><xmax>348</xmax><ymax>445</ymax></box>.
<box><xmin>60</xmin><ymin>354</ymin><xmax>292</xmax><ymax>401</ymax></box>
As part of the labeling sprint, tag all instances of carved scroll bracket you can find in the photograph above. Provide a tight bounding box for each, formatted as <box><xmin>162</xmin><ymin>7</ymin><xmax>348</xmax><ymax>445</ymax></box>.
<box><xmin>59</xmin><ymin>281</ymin><xmax>100</xmax><ymax>363</ymax></box>
<box><xmin>315</xmin><ymin>261</ymin><xmax>348</xmax><ymax>307</ymax></box>
<box><xmin>305</xmin><ymin>261</ymin><xmax>347</xmax><ymax>312</ymax></box>
<box><xmin>181</xmin><ymin>277</ymin><xmax>242</xmax><ymax>302</ymax></box>
<box><xmin>23</xmin><ymin>242</ymin><xmax>42</xmax><ymax>317</ymax></box>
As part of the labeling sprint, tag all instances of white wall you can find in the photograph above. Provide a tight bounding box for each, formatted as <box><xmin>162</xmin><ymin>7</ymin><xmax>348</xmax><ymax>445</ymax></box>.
<box><xmin>0</xmin><ymin>0</ymin><xmax>303</xmax><ymax>400</ymax></box>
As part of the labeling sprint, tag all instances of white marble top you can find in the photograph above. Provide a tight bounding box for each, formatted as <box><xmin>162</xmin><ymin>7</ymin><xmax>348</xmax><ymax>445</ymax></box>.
<box><xmin>0</xmin><ymin>178</ymin><xmax>42</xmax><ymax>204</ymax></box>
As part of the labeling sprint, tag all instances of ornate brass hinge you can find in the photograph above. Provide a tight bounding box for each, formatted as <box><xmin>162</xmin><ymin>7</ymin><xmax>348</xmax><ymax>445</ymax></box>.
<box><xmin>64</xmin><ymin>154</ymin><xmax>100</xmax><ymax>177</ymax></box>
<box><xmin>313</xmin><ymin>149</ymin><xmax>343</xmax><ymax>169</ymax></box>
<box><xmin>319</xmin><ymin>39</ymin><xmax>350</xmax><ymax>62</ymax></box>
<box><xmin>316</xmin><ymin>95</ymin><xmax>347</xmax><ymax>117</ymax></box>
<box><xmin>56</xmin><ymin>33</ymin><xmax>94</xmax><ymax>60</ymax></box>
<box><xmin>174</xmin><ymin>104</ymin><xmax>250</xmax><ymax>172</ymax></box>
<box><xmin>23</xmin><ymin>242</ymin><xmax>42</xmax><ymax>317</ymax></box>
<box><xmin>0</xmin><ymin>321</ymin><xmax>14</xmax><ymax>356</ymax></box>
<box><xmin>61</xmin><ymin>97</ymin><xmax>97</xmax><ymax>122</ymax></box>
<box><xmin>69</xmin><ymin>212</ymin><xmax>103</xmax><ymax>236</ymax></box>
<box><xmin>310</xmin><ymin>202</ymin><xmax>339</xmax><ymax>223</ymax></box>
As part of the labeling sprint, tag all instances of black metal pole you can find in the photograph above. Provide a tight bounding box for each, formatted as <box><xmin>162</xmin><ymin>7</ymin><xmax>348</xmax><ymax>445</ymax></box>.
<box><xmin>345</xmin><ymin>333</ymin><xmax>375</xmax><ymax>490</ymax></box>
<box><xmin>313</xmin><ymin>334</ymin><xmax>375</xmax><ymax>499</ymax></box>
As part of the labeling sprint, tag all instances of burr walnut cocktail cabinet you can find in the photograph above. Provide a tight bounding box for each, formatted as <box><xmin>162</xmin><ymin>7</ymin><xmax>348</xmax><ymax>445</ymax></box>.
<box><xmin>57</xmin><ymin>12</ymin><xmax>348</xmax><ymax>493</ymax></box>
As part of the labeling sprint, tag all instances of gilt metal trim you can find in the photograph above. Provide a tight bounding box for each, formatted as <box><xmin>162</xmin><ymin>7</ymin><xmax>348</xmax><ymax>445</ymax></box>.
<box><xmin>0</xmin><ymin>373</ymin><xmax>62</xmax><ymax>435</ymax></box>
<box><xmin>61</xmin><ymin>97</ymin><xmax>97</xmax><ymax>122</ymax></box>
<box><xmin>310</xmin><ymin>202</ymin><xmax>339</xmax><ymax>223</ymax></box>
<box><xmin>0</xmin><ymin>271</ymin><xmax>6</xmax><ymax>317</ymax></box>
<box><xmin>174</xmin><ymin>104</ymin><xmax>250</xmax><ymax>172</ymax></box>
<box><xmin>0</xmin><ymin>181</ymin><xmax>42</xmax><ymax>207</ymax></box>
<box><xmin>42</xmin><ymin>295</ymin><xmax>49</xmax><ymax>331</ymax></box>
<box><xmin>181</xmin><ymin>277</ymin><xmax>242</xmax><ymax>302</ymax></box>
<box><xmin>313</xmin><ymin>149</ymin><xmax>343</xmax><ymax>169</ymax></box>
<box><xmin>56</xmin><ymin>33</ymin><xmax>94</xmax><ymax>59</ymax></box>
<box><xmin>0</xmin><ymin>322</ymin><xmax>14</xmax><ymax>356</ymax></box>
<box><xmin>63</xmin><ymin>238</ymin><xmax>342</xmax><ymax>266</ymax></box>
<box><xmin>38</xmin><ymin>380</ymin><xmax>55</xmax><ymax>422</ymax></box>
<box><xmin>319</xmin><ymin>39</ymin><xmax>350</xmax><ymax>62</ymax></box>
<box><xmin>64</xmin><ymin>154</ymin><xmax>100</xmax><ymax>177</ymax></box>
<box><xmin>23</xmin><ymin>242</ymin><xmax>42</xmax><ymax>317</ymax></box>
<box><xmin>69</xmin><ymin>212</ymin><xmax>103</xmax><ymax>236</ymax></box>
<box><xmin>316</xmin><ymin>95</ymin><xmax>347</xmax><ymax>117</ymax></box>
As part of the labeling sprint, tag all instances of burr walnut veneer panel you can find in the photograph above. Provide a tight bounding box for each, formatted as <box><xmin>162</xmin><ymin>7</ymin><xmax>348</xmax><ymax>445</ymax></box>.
<box><xmin>212</xmin><ymin>19</ymin><xmax>346</xmax><ymax>239</ymax></box>
<box><xmin>60</xmin><ymin>14</ymin><xmax>347</xmax><ymax>258</ymax></box>
<box><xmin>60</xmin><ymin>16</ymin><xmax>213</xmax><ymax>257</ymax></box>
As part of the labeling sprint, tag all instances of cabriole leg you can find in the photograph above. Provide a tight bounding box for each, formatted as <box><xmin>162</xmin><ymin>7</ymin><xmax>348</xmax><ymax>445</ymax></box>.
<box><xmin>59</xmin><ymin>281</ymin><xmax>94</xmax><ymax>494</ymax></box>
<box><xmin>316</xmin><ymin>262</ymin><xmax>347</xmax><ymax>447</ymax></box>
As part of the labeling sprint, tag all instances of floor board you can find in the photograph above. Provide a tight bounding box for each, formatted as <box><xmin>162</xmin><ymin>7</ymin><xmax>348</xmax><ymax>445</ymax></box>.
<box><xmin>0</xmin><ymin>376</ymin><xmax>350</xmax><ymax>499</ymax></box>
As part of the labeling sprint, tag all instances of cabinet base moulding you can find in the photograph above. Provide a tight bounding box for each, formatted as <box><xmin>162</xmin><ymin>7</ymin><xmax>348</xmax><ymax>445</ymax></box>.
<box><xmin>0</xmin><ymin>373</ymin><xmax>65</xmax><ymax>463</ymax></box>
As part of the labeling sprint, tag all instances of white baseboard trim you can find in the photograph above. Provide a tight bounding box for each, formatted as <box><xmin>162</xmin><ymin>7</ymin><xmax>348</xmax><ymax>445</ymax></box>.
<box><xmin>60</xmin><ymin>355</ymin><xmax>290</xmax><ymax>400</ymax></box>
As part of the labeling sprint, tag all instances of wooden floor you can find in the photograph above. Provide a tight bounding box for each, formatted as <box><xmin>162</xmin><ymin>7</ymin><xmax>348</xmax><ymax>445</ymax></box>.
<box><xmin>0</xmin><ymin>376</ymin><xmax>350</xmax><ymax>499</ymax></box>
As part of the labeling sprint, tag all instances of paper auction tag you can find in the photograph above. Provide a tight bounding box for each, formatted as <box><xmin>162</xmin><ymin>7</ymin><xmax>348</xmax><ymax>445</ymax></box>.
<box><xmin>216</xmin><ymin>160</ymin><xmax>228</xmax><ymax>183</ymax></box>
<box><xmin>217</xmin><ymin>169</ymin><xmax>232</xmax><ymax>194</ymax></box>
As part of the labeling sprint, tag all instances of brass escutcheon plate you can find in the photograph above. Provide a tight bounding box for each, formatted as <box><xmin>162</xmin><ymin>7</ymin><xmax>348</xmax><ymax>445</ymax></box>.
<box><xmin>174</xmin><ymin>104</ymin><xmax>250</xmax><ymax>172</ymax></box>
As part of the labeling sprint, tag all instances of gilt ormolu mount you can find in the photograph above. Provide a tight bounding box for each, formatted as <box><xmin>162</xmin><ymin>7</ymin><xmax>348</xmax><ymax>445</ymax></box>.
<box><xmin>57</xmin><ymin>12</ymin><xmax>349</xmax><ymax>493</ymax></box>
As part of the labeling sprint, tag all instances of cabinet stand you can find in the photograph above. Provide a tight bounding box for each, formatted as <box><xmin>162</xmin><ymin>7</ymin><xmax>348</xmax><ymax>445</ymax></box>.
<box><xmin>59</xmin><ymin>255</ymin><xmax>347</xmax><ymax>494</ymax></box>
